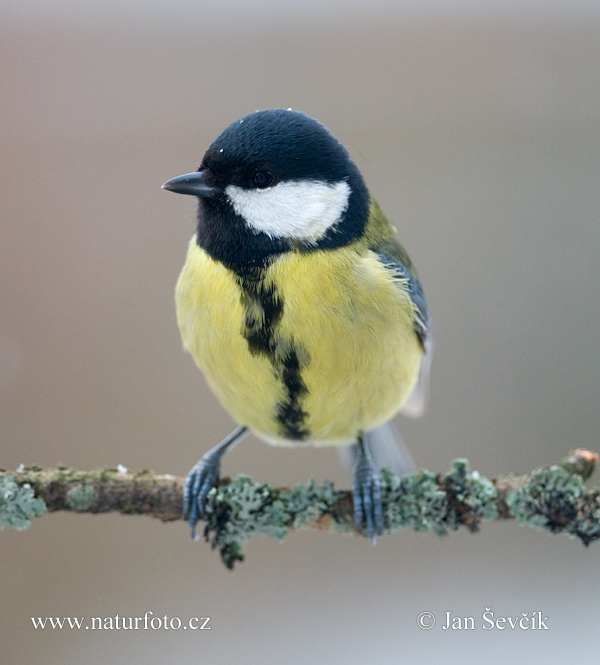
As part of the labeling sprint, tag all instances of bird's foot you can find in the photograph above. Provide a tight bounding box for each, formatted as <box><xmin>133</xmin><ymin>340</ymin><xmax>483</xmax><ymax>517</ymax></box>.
<box><xmin>183</xmin><ymin>452</ymin><xmax>222</xmax><ymax>540</ymax></box>
<box><xmin>183</xmin><ymin>426</ymin><xmax>249</xmax><ymax>540</ymax></box>
<box><xmin>352</xmin><ymin>435</ymin><xmax>384</xmax><ymax>544</ymax></box>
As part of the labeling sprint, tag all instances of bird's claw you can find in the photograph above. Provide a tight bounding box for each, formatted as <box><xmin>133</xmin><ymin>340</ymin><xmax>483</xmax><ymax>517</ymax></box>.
<box><xmin>352</xmin><ymin>438</ymin><xmax>385</xmax><ymax>543</ymax></box>
<box><xmin>182</xmin><ymin>427</ymin><xmax>249</xmax><ymax>541</ymax></box>
<box><xmin>183</xmin><ymin>453</ymin><xmax>221</xmax><ymax>540</ymax></box>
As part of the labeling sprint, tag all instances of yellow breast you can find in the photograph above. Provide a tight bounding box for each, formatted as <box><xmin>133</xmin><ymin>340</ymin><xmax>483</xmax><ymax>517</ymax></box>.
<box><xmin>176</xmin><ymin>236</ymin><xmax>423</xmax><ymax>446</ymax></box>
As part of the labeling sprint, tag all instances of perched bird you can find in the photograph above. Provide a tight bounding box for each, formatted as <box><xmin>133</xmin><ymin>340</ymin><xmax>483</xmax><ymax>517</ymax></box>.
<box><xmin>163</xmin><ymin>109</ymin><xmax>432</xmax><ymax>542</ymax></box>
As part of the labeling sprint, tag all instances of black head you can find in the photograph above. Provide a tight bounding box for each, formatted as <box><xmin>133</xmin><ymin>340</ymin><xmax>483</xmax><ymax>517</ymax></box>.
<box><xmin>163</xmin><ymin>109</ymin><xmax>369</xmax><ymax>275</ymax></box>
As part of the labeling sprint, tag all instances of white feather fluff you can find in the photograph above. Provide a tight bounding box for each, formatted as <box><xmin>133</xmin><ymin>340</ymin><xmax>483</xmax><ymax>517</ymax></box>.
<box><xmin>225</xmin><ymin>180</ymin><xmax>351</xmax><ymax>240</ymax></box>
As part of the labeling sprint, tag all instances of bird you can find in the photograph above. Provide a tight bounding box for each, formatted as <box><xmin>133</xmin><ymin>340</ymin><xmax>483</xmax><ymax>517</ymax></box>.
<box><xmin>162</xmin><ymin>108</ymin><xmax>432</xmax><ymax>542</ymax></box>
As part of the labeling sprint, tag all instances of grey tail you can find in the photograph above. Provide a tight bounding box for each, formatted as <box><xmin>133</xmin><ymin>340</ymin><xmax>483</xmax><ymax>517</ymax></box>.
<box><xmin>338</xmin><ymin>421</ymin><xmax>416</xmax><ymax>478</ymax></box>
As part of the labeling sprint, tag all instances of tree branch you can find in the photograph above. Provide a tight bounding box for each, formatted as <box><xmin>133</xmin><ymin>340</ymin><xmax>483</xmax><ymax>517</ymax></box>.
<box><xmin>1</xmin><ymin>449</ymin><xmax>599</xmax><ymax>569</ymax></box>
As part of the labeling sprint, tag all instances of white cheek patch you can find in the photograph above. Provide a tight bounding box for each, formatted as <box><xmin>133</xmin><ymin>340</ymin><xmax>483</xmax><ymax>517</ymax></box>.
<box><xmin>225</xmin><ymin>180</ymin><xmax>351</xmax><ymax>240</ymax></box>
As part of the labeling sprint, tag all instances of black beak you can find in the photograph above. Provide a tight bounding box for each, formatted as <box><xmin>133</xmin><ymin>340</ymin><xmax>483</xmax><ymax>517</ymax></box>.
<box><xmin>161</xmin><ymin>171</ymin><xmax>219</xmax><ymax>198</ymax></box>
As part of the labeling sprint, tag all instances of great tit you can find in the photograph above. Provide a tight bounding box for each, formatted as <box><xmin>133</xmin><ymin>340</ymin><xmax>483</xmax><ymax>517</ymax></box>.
<box><xmin>162</xmin><ymin>109</ymin><xmax>432</xmax><ymax>542</ymax></box>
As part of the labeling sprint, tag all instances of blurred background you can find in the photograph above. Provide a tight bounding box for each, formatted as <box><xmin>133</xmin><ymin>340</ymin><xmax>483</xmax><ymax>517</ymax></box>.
<box><xmin>2</xmin><ymin>1</ymin><xmax>599</xmax><ymax>662</ymax></box>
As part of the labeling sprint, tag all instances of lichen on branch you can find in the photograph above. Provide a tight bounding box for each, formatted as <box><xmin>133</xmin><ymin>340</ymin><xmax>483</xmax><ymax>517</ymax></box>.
<box><xmin>1</xmin><ymin>449</ymin><xmax>598</xmax><ymax>569</ymax></box>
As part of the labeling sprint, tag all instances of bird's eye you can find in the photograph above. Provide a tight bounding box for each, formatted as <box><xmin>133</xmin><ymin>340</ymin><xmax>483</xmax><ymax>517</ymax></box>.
<box><xmin>252</xmin><ymin>170</ymin><xmax>274</xmax><ymax>188</ymax></box>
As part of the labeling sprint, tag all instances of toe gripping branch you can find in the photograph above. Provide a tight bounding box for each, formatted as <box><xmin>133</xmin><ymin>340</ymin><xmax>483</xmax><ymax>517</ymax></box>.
<box><xmin>183</xmin><ymin>426</ymin><xmax>249</xmax><ymax>540</ymax></box>
<box><xmin>352</xmin><ymin>434</ymin><xmax>384</xmax><ymax>543</ymax></box>
<box><xmin>184</xmin><ymin>428</ymin><xmax>385</xmax><ymax>543</ymax></box>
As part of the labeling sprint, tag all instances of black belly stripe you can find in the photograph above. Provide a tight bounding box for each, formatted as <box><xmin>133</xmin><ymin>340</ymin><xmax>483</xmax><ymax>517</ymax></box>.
<box><xmin>276</xmin><ymin>348</ymin><xmax>309</xmax><ymax>440</ymax></box>
<box><xmin>237</xmin><ymin>273</ymin><xmax>310</xmax><ymax>440</ymax></box>
<box><xmin>240</xmin><ymin>278</ymin><xmax>283</xmax><ymax>356</ymax></box>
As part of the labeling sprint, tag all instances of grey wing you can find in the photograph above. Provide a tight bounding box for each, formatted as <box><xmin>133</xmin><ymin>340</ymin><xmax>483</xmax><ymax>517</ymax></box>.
<box><xmin>376</xmin><ymin>252</ymin><xmax>434</xmax><ymax>417</ymax></box>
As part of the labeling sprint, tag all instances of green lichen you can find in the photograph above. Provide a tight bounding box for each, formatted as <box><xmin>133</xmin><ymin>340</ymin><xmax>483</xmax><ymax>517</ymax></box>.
<box><xmin>203</xmin><ymin>476</ymin><xmax>290</xmax><ymax>569</ymax></box>
<box><xmin>203</xmin><ymin>476</ymin><xmax>347</xmax><ymax>568</ymax></box>
<box><xmin>506</xmin><ymin>465</ymin><xmax>600</xmax><ymax>545</ymax></box>
<box><xmin>202</xmin><ymin>460</ymin><xmax>503</xmax><ymax>566</ymax></box>
<box><xmin>4</xmin><ymin>454</ymin><xmax>597</xmax><ymax>568</ymax></box>
<box><xmin>380</xmin><ymin>459</ymin><xmax>497</xmax><ymax>536</ymax></box>
<box><xmin>203</xmin><ymin>461</ymin><xmax>500</xmax><ymax>567</ymax></box>
<box><xmin>380</xmin><ymin>467</ymin><xmax>448</xmax><ymax>535</ymax></box>
<box><xmin>443</xmin><ymin>459</ymin><xmax>499</xmax><ymax>527</ymax></box>
<box><xmin>280</xmin><ymin>479</ymin><xmax>346</xmax><ymax>529</ymax></box>
<box><xmin>66</xmin><ymin>483</ymin><xmax>96</xmax><ymax>510</ymax></box>
<box><xmin>0</xmin><ymin>475</ymin><xmax>46</xmax><ymax>530</ymax></box>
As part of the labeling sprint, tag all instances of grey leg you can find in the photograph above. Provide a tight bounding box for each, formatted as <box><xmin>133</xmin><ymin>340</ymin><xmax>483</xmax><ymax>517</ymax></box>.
<box><xmin>183</xmin><ymin>426</ymin><xmax>249</xmax><ymax>539</ymax></box>
<box><xmin>352</xmin><ymin>434</ymin><xmax>384</xmax><ymax>543</ymax></box>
